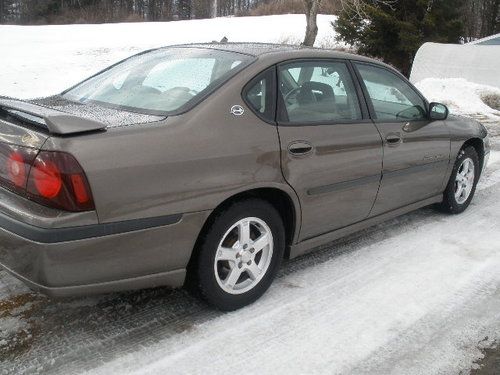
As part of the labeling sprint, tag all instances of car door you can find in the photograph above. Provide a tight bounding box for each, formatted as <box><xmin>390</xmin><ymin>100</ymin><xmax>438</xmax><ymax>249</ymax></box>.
<box><xmin>353</xmin><ymin>62</ymin><xmax>451</xmax><ymax>216</ymax></box>
<box><xmin>276</xmin><ymin>59</ymin><xmax>383</xmax><ymax>241</ymax></box>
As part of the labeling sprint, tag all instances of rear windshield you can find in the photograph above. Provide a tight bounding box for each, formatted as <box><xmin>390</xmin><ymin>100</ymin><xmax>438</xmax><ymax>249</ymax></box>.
<box><xmin>63</xmin><ymin>48</ymin><xmax>254</xmax><ymax>115</ymax></box>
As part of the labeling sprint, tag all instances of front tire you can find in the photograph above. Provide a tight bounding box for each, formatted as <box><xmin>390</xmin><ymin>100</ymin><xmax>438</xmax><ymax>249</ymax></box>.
<box><xmin>439</xmin><ymin>146</ymin><xmax>480</xmax><ymax>214</ymax></box>
<box><xmin>195</xmin><ymin>199</ymin><xmax>285</xmax><ymax>311</ymax></box>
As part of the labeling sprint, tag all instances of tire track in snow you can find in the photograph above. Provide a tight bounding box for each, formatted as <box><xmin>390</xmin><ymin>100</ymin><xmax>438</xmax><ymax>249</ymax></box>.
<box><xmin>81</xmin><ymin>169</ymin><xmax>500</xmax><ymax>375</ymax></box>
<box><xmin>1</xmin><ymin>152</ymin><xmax>500</xmax><ymax>375</ymax></box>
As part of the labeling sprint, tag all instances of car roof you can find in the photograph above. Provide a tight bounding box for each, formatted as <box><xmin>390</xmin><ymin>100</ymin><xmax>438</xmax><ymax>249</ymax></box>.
<box><xmin>168</xmin><ymin>42</ymin><xmax>381</xmax><ymax>65</ymax></box>
<box><xmin>171</xmin><ymin>42</ymin><xmax>306</xmax><ymax>56</ymax></box>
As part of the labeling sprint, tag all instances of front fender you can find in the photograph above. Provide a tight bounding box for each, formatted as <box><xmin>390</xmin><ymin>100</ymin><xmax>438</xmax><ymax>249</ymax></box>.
<box><xmin>446</xmin><ymin>115</ymin><xmax>488</xmax><ymax>159</ymax></box>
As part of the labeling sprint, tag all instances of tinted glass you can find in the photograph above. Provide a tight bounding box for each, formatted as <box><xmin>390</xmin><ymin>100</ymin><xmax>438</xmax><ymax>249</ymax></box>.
<box><xmin>63</xmin><ymin>48</ymin><xmax>252</xmax><ymax>114</ymax></box>
<box><xmin>244</xmin><ymin>68</ymin><xmax>275</xmax><ymax>122</ymax></box>
<box><xmin>355</xmin><ymin>63</ymin><xmax>427</xmax><ymax>121</ymax></box>
<box><xmin>278</xmin><ymin>61</ymin><xmax>362</xmax><ymax>123</ymax></box>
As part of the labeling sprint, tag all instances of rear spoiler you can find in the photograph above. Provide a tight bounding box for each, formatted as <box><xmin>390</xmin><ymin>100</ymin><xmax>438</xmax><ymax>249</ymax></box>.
<box><xmin>0</xmin><ymin>98</ymin><xmax>106</xmax><ymax>135</ymax></box>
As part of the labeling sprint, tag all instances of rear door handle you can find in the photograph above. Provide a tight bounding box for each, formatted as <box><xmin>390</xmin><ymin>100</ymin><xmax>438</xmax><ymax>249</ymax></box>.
<box><xmin>385</xmin><ymin>133</ymin><xmax>402</xmax><ymax>146</ymax></box>
<box><xmin>288</xmin><ymin>141</ymin><xmax>313</xmax><ymax>156</ymax></box>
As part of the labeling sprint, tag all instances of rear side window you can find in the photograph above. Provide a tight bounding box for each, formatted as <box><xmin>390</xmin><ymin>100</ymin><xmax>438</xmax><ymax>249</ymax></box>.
<box><xmin>355</xmin><ymin>63</ymin><xmax>427</xmax><ymax>121</ymax></box>
<box><xmin>278</xmin><ymin>61</ymin><xmax>362</xmax><ymax>124</ymax></box>
<box><xmin>243</xmin><ymin>68</ymin><xmax>276</xmax><ymax>123</ymax></box>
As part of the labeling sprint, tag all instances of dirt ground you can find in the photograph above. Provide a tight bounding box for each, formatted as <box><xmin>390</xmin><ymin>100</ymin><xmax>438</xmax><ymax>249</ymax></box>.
<box><xmin>472</xmin><ymin>344</ymin><xmax>500</xmax><ymax>374</ymax></box>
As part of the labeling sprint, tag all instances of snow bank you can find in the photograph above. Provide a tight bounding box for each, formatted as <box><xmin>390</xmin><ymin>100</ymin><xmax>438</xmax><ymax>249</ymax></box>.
<box><xmin>410</xmin><ymin>42</ymin><xmax>500</xmax><ymax>89</ymax></box>
<box><xmin>415</xmin><ymin>78</ymin><xmax>500</xmax><ymax>122</ymax></box>
<box><xmin>412</xmin><ymin>42</ymin><xmax>500</xmax><ymax>124</ymax></box>
<box><xmin>0</xmin><ymin>14</ymin><xmax>339</xmax><ymax>99</ymax></box>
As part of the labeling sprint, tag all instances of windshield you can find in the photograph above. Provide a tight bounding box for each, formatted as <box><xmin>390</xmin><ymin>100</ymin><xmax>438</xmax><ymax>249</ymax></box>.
<box><xmin>63</xmin><ymin>48</ymin><xmax>253</xmax><ymax>115</ymax></box>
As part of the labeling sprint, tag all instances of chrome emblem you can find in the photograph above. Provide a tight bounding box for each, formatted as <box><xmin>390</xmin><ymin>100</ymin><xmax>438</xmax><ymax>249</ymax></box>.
<box><xmin>21</xmin><ymin>133</ymin><xmax>38</xmax><ymax>145</ymax></box>
<box><xmin>230</xmin><ymin>105</ymin><xmax>245</xmax><ymax>116</ymax></box>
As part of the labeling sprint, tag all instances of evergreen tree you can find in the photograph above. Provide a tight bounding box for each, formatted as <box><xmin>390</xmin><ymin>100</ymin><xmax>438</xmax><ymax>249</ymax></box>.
<box><xmin>334</xmin><ymin>0</ymin><xmax>465</xmax><ymax>76</ymax></box>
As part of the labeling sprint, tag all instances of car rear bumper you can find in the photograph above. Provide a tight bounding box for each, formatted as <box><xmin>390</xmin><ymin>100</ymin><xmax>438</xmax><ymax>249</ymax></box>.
<box><xmin>0</xmin><ymin>209</ymin><xmax>210</xmax><ymax>297</ymax></box>
<box><xmin>1</xmin><ymin>262</ymin><xmax>186</xmax><ymax>298</ymax></box>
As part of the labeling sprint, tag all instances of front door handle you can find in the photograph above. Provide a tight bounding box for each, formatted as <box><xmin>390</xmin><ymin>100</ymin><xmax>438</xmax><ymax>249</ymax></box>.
<box><xmin>385</xmin><ymin>133</ymin><xmax>402</xmax><ymax>146</ymax></box>
<box><xmin>288</xmin><ymin>141</ymin><xmax>313</xmax><ymax>156</ymax></box>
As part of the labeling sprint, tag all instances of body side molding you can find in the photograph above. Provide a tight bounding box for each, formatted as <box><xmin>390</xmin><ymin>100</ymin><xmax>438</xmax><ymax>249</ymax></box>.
<box><xmin>289</xmin><ymin>195</ymin><xmax>442</xmax><ymax>258</ymax></box>
<box><xmin>0</xmin><ymin>212</ymin><xmax>183</xmax><ymax>243</ymax></box>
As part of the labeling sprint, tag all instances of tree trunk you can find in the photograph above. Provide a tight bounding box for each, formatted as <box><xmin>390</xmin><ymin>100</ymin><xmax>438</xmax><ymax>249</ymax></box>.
<box><xmin>303</xmin><ymin>0</ymin><xmax>320</xmax><ymax>46</ymax></box>
<box><xmin>0</xmin><ymin>0</ymin><xmax>4</xmax><ymax>23</ymax></box>
<box><xmin>211</xmin><ymin>0</ymin><xmax>217</xmax><ymax>18</ymax></box>
<box><xmin>488</xmin><ymin>0</ymin><xmax>499</xmax><ymax>34</ymax></box>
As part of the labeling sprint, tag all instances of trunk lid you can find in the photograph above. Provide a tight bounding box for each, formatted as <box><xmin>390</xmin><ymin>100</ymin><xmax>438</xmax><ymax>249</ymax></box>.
<box><xmin>0</xmin><ymin>97</ymin><xmax>105</xmax><ymax>136</ymax></box>
<box><xmin>30</xmin><ymin>96</ymin><xmax>164</xmax><ymax>129</ymax></box>
<box><xmin>0</xmin><ymin>106</ymin><xmax>48</xmax><ymax>149</ymax></box>
<box><xmin>0</xmin><ymin>95</ymin><xmax>164</xmax><ymax>138</ymax></box>
<box><xmin>0</xmin><ymin>95</ymin><xmax>164</xmax><ymax>199</ymax></box>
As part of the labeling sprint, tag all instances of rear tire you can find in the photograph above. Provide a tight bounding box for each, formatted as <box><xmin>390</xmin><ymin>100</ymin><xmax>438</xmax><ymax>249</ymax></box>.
<box><xmin>195</xmin><ymin>199</ymin><xmax>285</xmax><ymax>311</ymax></box>
<box><xmin>439</xmin><ymin>146</ymin><xmax>480</xmax><ymax>214</ymax></box>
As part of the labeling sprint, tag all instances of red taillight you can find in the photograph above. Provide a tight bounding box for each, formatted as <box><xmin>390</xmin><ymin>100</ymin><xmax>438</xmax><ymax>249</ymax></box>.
<box><xmin>7</xmin><ymin>152</ymin><xmax>27</xmax><ymax>188</ymax></box>
<box><xmin>32</xmin><ymin>159</ymin><xmax>62</xmax><ymax>199</ymax></box>
<box><xmin>1</xmin><ymin>142</ymin><xmax>94</xmax><ymax>212</ymax></box>
<box><xmin>26</xmin><ymin>151</ymin><xmax>95</xmax><ymax>212</ymax></box>
<box><xmin>70</xmin><ymin>174</ymin><xmax>90</xmax><ymax>204</ymax></box>
<box><xmin>0</xmin><ymin>143</ymin><xmax>36</xmax><ymax>193</ymax></box>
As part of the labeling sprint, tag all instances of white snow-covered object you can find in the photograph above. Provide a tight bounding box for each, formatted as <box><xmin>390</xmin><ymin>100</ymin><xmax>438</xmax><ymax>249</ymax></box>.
<box><xmin>467</xmin><ymin>33</ymin><xmax>500</xmax><ymax>45</ymax></box>
<box><xmin>410</xmin><ymin>39</ymin><xmax>500</xmax><ymax>89</ymax></box>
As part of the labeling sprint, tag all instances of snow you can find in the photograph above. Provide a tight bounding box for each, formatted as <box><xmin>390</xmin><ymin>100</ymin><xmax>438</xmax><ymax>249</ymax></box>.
<box><xmin>0</xmin><ymin>15</ymin><xmax>500</xmax><ymax>375</ymax></box>
<box><xmin>82</xmin><ymin>171</ymin><xmax>500</xmax><ymax>375</ymax></box>
<box><xmin>0</xmin><ymin>14</ymin><xmax>339</xmax><ymax>99</ymax></box>
<box><xmin>416</xmin><ymin>78</ymin><xmax>500</xmax><ymax>123</ymax></box>
<box><xmin>3</xmin><ymin>159</ymin><xmax>500</xmax><ymax>374</ymax></box>
<box><xmin>410</xmin><ymin>41</ymin><xmax>500</xmax><ymax>124</ymax></box>
<box><xmin>410</xmin><ymin>42</ymin><xmax>500</xmax><ymax>89</ymax></box>
<box><xmin>0</xmin><ymin>316</ymin><xmax>28</xmax><ymax>340</ymax></box>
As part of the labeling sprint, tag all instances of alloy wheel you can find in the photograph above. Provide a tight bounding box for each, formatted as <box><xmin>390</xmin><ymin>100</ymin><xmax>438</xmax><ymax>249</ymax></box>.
<box><xmin>214</xmin><ymin>217</ymin><xmax>273</xmax><ymax>295</ymax></box>
<box><xmin>454</xmin><ymin>157</ymin><xmax>475</xmax><ymax>204</ymax></box>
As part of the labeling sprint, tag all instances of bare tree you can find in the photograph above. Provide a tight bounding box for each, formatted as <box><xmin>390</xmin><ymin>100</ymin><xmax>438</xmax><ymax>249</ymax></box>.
<box><xmin>338</xmin><ymin>0</ymin><xmax>396</xmax><ymax>18</ymax></box>
<box><xmin>211</xmin><ymin>0</ymin><xmax>218</xmax><ymax>18</ymax></box>
<box><xmin>303</xmin><ymin>0</ymin><xmax>321</xmax><ymax>46</ymax></box>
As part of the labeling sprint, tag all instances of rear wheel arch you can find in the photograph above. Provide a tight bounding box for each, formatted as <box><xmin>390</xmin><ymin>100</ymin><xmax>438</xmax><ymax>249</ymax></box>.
<box><xmin>187</xmin><ymin>187</ymin><xmax>299</xmax><ymax>279</ymax></box>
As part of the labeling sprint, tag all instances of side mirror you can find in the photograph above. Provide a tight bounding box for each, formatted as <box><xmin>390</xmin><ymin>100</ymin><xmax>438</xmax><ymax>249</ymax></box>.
<box><xmin>429</xmin><ymin>102</ymin><xmax>449</xmax><ymax>121</ymax></box>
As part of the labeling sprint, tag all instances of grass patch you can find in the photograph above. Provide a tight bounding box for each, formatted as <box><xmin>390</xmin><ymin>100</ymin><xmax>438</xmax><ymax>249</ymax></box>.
<box><xmin>0</xmin><ymin>293</ymin><xmax>47</xmax><ymax>360</ymax></box>
<box><xmin>481</xmin><ymin>93</ymin><xmax>500</xmax><ymax>111</ymax></box>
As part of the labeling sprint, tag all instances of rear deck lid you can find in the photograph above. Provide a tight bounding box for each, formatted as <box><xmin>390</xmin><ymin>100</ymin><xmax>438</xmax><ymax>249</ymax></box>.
<box><xmin>0</xmin><ymin>97</ymin><xmax>106</xmax><ymax>136</ymax></box>
<box><xmin>30</xmin><ymin>96</ymin><xmax>164</xmax><ymax>129</ymax></box>
<box><xmin>0</xmin><ymin>96</ymin><xmax>164</xmax><ymax>137</ymax></box>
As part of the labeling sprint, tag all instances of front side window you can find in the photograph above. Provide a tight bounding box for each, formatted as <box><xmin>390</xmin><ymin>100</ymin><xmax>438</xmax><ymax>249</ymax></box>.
<box><xmin>355</xmin><ymin>63</ymin><xmax>427</xmax><ymax>121</ymax></box>
<box><xmin>63</xmin><ymin>48</ymin><xmax>253</xmax><ymax>114</ymax></box>
<box><xmin>278</xmin><ymin>61</ymin><xmax>362</xmax><ymax>124</ymax></box>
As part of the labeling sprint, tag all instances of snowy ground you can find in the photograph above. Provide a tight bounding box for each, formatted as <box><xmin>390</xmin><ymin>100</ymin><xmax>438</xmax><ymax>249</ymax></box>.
<box><xmin>1</xmin><ymin>16</ymin><xmax>500</xmax><ymax>375</ymax></box>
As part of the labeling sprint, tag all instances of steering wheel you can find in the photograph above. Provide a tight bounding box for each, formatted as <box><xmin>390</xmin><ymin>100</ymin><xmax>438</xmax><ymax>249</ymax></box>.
<box><xmin>284</xmin><ymin>87</ymin><xmax>303</xmax><ymax>104</ymax></box>
<box><xmin>138</xmin><ymin>86</ymin><xmax>162</xmax><ymax>95</ymax></box>
<box><xmin>173</xmin><ymin>86</ymin><xmax>199</xmax><ymax>96</ymax></box>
